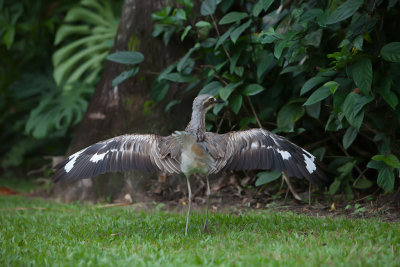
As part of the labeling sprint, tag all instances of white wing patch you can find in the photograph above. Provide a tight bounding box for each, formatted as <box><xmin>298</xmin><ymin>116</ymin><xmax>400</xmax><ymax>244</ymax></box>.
<box><xmin>65</xmin><ymin>149</ymin><xmax>86</xmax><ymax>173</ymax></box>
<box><xmin>302</xmin><ymin>149</ymin><xmax>316</xmax><ymax>173</ymax></box>
<box><xmin>90</xmin><ymin>152</ymin><xmax>107</xmax><ymax>163</ymax></box>
<box><xmin>277</xmin><ymin>149</ymin><xmax>291</xmax><ymax>160</ymax></box>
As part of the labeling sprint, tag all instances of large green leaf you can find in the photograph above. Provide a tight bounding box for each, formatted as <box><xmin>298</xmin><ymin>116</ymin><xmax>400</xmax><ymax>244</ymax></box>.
<box><xmin>54</xmin><ymin>25</ymin><xmax>90</xmax><ymax>45</ymax></box>
<box><xmin>375</xmin><ymin>76</ymin><xmax>398</xmax><ymax>109</ymax></box>
<box><xmin>229</xmin><ymin>94</ymin><xmax>242</xmax><ymax>114</ymax></box>
<box><xmin>152</xmin><ymin>80</ymin><xmax>170</xmax><ymax>102</ymax></box>
<box><xmin>255</xmin><ymin>170</ymin><xmax>281</xmax><ymax>186</ymax></box>
<box><xmin>230</xmin><ymin>20</ymin><xmax>251</xmax><ymax>43</ymax></box>
<box><xmin>326</xmin><ymin>0</ymin><xmax>363</xmax><ymax>25</ymax></box>
<box><xmin>343</xmin><ymin>126</ymin><xmax>358</xmax><ymax>149</ymax></box>
<box><xmin>177</xmin><ymin>44</ymin><xmax>200</xmax><ymax>73</ymax></box>
<box><xmin>54</xmin><ymin>42</ymin><xmax>110</xmax><ymax>85</ymax></box>
<box><xmin>303</xmin><ymin>81</ymin><xmax>338</xmax><ymax>106</ymax></box>
<box><xmin>352</xmin><ymin>58</ymin><xmax>372</xmax><ymax>95</ymax></box>
<box><xmin>377</xmin><ymin>166</ymin><xmax>395</xmax><ymax>192</ymax></box>
<box><xmin>372</xmin><ymin>154</ymin><xmax>400</xmax><ymax>168</ymax></box>
<box><xmin>215</xmin><ymin>25</ymin><xmax>236</xmax><ymax>48</ymax></box>
<box><xmin>219</xmin><ymin>12</ymin><xmax>248</xmax><ymax>24</ymax></box>
<box><xmin>381</xmin><ymin>42</ymin><xmax>400</xmax><ymax>62</ymax></box>
<box><xmin>111</xmin><ymin>67</ymin><xmax>139</xmax><ymax>87</ymax></box>
<box><xmin>342</xmin><ymin>92</ymin><xmax>373</xmax><ymax>130</ymax></box>
<box><xmin>199</xmin><ymin>81</ymin><xmax>222</xmax><ymax>95</ymax></box>
<box><xmin>277</xmin><ymin>103</ymin><xmax>305</xmax><ymax>132</ymax></box>
<box><xmin>243</xmin><ymin>84</ymin><xmax>265</xmax><ymax>96</ymax></box>
<box><xmin>107</xmin><ymin>51</ymin><xmax>145</xmax><ymax>65</ymax></box>
<box><xmin>219</xmin><ymin>82</ymin><xmax>242</xmax><ymax>100</ymax></box>
<box><xmin>65</xmin><ymin>6</ymin><xmax>111</xmax><ymax>28</ymax></box>
<box><xmin>300</xmin><ymin>76</ymin><xmax>330</xmax><ymax>95</ymax></box>
<box><xmin>200</xmin><ymin>0</ymin><xmax>216</xmax><ymax>16</ymax></box>
<box><xmin>256</xmin><ymin>51</ymin><xmax>274</xmax><ymax>81</ymax></box>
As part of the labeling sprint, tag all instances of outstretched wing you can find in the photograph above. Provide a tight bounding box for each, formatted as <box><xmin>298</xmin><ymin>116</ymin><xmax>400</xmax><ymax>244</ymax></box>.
<box><xmin>206</xmin><ymin>129</ymin><xmax>329</xmax><ymax>187</ymax></box>
<box><xmin>53</xmin><ymin>134</ymin><xmax>181</xmax><ymax>182</ymax></box>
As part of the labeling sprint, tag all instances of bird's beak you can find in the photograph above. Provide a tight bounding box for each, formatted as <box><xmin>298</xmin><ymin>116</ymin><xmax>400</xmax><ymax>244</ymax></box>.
<box><xmin>215</xmin><ymin>99</ymin><xmax>224</xmax><ymax>104</ymax></box>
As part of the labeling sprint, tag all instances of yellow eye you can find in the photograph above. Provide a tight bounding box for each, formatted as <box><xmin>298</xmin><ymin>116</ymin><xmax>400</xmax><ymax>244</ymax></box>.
<box><xmin>208</xmin><ymin>98</ymin><xmax>214</xmax><ymax>103</ymax></box>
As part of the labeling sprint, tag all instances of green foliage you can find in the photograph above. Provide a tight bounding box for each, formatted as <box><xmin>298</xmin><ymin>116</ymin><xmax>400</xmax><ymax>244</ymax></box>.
<box><xmin>152</xmin><ymin>1</ymin><xmax>400</xmax><ymax>193</ymax></box>
<box><xmin>0</xmin><ymin>0</ymin><xmax>121</xmax><ymax>170</ymax></box>
<box><xmin>53</xmin><ymin>0</ymin><xmax>119</xmax><ymax>89</ymax></box>
<box><xmin>1</xmin><ymin>196</ymin><xmax>400</xmax><ymax>266</ymax></box>
<box><xmin>106</xmin><ymin>51</ymin><xmax>144</xmax><ymax>86</ymax></box>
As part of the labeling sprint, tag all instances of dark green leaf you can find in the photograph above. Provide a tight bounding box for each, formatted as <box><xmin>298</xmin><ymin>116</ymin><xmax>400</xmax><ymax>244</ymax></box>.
<box><xmin>353</xmin><ymin>178</ymin><xmax>373</xmax><ymax>189</ymax></box>
<box><xmin>300</xmin><ymin>9</ymin><xmax>323</xmax><ymax>22</ymax></box>
<box><xmin>152</xmin><ymin>80</ymin><xmax>170</xmax><ymax>102</ymax></box>
<box><xmin>381</xmin><ymin>42</ymin><xmax>400</xmax><ymax>62</ymax></box>
<box><xmin>300</xmin><ymin>77</ymin><xmax>329</xmax><ymax>95</ymax></box>
<box><xmin>230</xmin><ymin>94</ymin><xmax>242</xmax><ymax>114</ymax></box>
<box><xmin>367</xmin><ymin>159</ymin><xmax>387</xmax><ymax>170</ymax></box>
<box><xmin>372</xmin><ymin>154</ymin><xmax>400</xmax><ymax>168</ymax></box>
<box><xmin>256</xmin><ymin>52</ymin><xmax>274</xmax><ymax>80</ymax></box>
<box><xmin>199</xmin><ymin>81</ymin><xmax>222</xmax><ymax>95</ymax></box>
<box><xmin>216</xmin><ymin>25</ymin><xmax>236</xmax><ymax>48</ymax></box>
<box><xmin>274</xmin><ymin>40</ymin><xmax>286</xmax><ymax>59</ymax></box>
<box><xmin>375</xmin><ymin>76</ymin><xmax>397</xmax><ymax>109</ymax></box>
<box><xmin>277</xmin><ymin>103</ymin><xmax>305</xmax><ymax>132</ymax></box>
<box><xmin>342</xmin><ymin>92</ymin><xmax>372</xmax><ymax>130</ymax></box>
<box><xmin>165</xmin><ymin>100</ymin><xmax>181</xmax><ymax>112</ymax></box>
<box><xmin>177</xmin><ymin>43</ymin><xmax>200</xmax><ymax>73</ymax></box>
<box><xmin>255</xmin><ymin>171</ymin><xmax>281</xmax><ymax>186</ymax></box>
<box><xmin>181</xmin><ymin>25</ymin><xmax>192</xmax><ymax>41</ymax></box>
<box><xmin>2</xmin><ymin>26</ymin><xmax>15</xmax><ymax>49</ymax></box>
<box><xmin>329</xmin><ymin>179</ymin><xmax>341</xmax><ymax>195</ymax></box>
<box><xmin>200</xmin><ymin>0</ymin><xmax>217</xmax><ymax>16</ymax></box>
<box><xmin>304</xmin><ymin>29</ymin><xmax>323</xmax><ymax>48</ymax></box>
<box><xmin>377</xmin><ymin>166</ymin><xmax>395</xmax><ymax>192</ymax></box>
<box><xmin>107</xmin><ymin>51</ymin><xmax>144</xmax><ymax>65</ymax></box>
<box><xmin>352</xmin><ymin>58</ymin><xmax>372</xmax><ymax>95</ymax></box>
<box><xmin>306</xmin><ymin>102</ymin><xmax>321</xmax><ymax>119</ymax></box>
<box><xmin>111</xmin><ymin>68</ymin><xmax>139</xmax><ymax>87</ymax></box>
<box><xmin>163</xmin><ymin>73</ymin><xmax>193</xmax><ymax>83</ymax></box>
<box><xmin>243</xmin><ymin>84</ymin><xmax>265</xmax><ymax>96</ymax></box>
<box><xmin>343</xmin><ymin>126</ymin><xmax>358</xmax><ymax>149</ymax></box>
<box><xmin>230</xmin><ymin>20</ymin><xmax>251</xmax><ymax>43</ymax></box>
<box><xmin>326</xmin><ymin>0</ymin><xmax>363</xmax><ymax>25</ymax></box>
<box><xmin>219</xmin><ymin>12</ymin><xmax>248</xmax><ymax>24</ymax></box>
<box><xmin>303</xmin><ymin>81</ymin><xmax>338</xmax><ymax>106</ymax></box>
<box><xmin>219</xmin><ymin>82</ymin><xmax>242</xmax><ymax>100</ymax></box>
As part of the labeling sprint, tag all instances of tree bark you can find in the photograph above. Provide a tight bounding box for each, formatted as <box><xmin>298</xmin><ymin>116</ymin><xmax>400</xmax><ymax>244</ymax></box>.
<box><xmin>52</xmin><ymin>0</ymin><xmax>195</xmax><ymax>202</ymax></box>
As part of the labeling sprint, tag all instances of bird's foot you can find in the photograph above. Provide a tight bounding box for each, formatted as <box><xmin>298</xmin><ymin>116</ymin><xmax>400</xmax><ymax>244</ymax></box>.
<box><xmin>202</xmin><ymin>223</ymin><xmax>210</xmax><ymax>234</ymax></box>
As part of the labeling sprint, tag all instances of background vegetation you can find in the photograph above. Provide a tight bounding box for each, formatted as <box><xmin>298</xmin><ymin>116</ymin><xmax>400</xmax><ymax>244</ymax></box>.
<box><xmin>1</xmin><ymin>0</ymin><xmax>400</xmax><ymax>199</ymax></box>
<box><xmin>150</xmin><ymin>0</ymin><xmax>400</xmax><ymax>197</ymax></box>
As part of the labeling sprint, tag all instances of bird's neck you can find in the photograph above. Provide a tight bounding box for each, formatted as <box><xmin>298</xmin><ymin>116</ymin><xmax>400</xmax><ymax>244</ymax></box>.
<box><xmin>185</xmin><ymin>107</ymin><xmax>206</xmax><ymax>141</ymax></box>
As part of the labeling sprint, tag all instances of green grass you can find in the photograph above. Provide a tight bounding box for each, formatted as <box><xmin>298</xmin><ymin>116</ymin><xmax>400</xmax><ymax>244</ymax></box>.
<box><xmin>1</xmin><ymin>195</ymin><xmax>399</xmax><ymax>266</ymax></box>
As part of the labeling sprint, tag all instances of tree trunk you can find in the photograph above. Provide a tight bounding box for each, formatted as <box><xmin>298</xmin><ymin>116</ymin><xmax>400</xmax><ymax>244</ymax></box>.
<box><xmin>52</xmin><ymin>0</ymin><xmax>195</xmax><ymax>202</ymax></box>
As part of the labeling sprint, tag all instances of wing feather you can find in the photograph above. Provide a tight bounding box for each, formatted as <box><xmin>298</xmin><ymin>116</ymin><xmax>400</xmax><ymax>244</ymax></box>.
<box><xmin>53</xmin><ymin>134</ymin><xmax>181</xmax><ymax>182</ymax></box>
<box><xmin>207</xmin><ymin>129</ymin><xmax>329</xmax><ymax>187</ymax></box>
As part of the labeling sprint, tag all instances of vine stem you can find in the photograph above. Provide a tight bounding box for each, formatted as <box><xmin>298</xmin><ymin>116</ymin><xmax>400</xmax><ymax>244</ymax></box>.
<box><xmin>210</xmin><ymin>14</ymin><xmax>231</xmax><ymax>61</ymax></box>
<box><xmin>246</xmin><ymin>96</ymin><xmax>263</xmax><ymax>129</ymax></box>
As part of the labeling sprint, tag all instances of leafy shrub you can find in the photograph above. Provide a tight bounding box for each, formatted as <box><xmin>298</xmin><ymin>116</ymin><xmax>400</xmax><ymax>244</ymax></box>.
<box><xmin>152</xmin><ymin>0</ymin><xmax>400</xmax><ymax>194</ymax></box>
<box><xmin>0</xmin><ymin>0</ymin><xmax>120</xmax><ymax>170</ymax></box>
<box><xmin>53</xmin><ymin>0</ymin><xmax>119</xmax><ymax>89</ymax></box>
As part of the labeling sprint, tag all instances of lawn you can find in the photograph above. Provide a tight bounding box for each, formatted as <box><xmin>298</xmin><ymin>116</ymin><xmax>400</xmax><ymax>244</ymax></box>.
<box><xmin>1</xmin><ymin>195</ymin><xmax>399</xmax><ymax>266</ymax></box>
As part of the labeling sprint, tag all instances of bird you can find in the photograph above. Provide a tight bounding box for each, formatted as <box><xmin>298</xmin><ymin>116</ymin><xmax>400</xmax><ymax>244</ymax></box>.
<box><xmin>53</xmin><ymin>94</ymin><xmax>329</xmax><ymax>235</ymax></box>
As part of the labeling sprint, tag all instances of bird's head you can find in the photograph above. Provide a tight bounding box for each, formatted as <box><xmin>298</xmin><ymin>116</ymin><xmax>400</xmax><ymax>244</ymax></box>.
<box><xmin>193</xmin><ymin>94</ymin><xmax>224</xmax><ymax>112</ymax></box>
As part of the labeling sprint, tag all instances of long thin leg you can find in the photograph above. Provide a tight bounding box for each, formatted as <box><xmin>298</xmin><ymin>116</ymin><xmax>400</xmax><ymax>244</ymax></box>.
<box><xmin>185</xmin><ymin>175</ymin><xmax>192</xmax><ymax>236</ymax></box>
<box><xmin>203</xmin><ymin>175</ymin><xmax>211</xmax><ymax>233</ymax></box>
